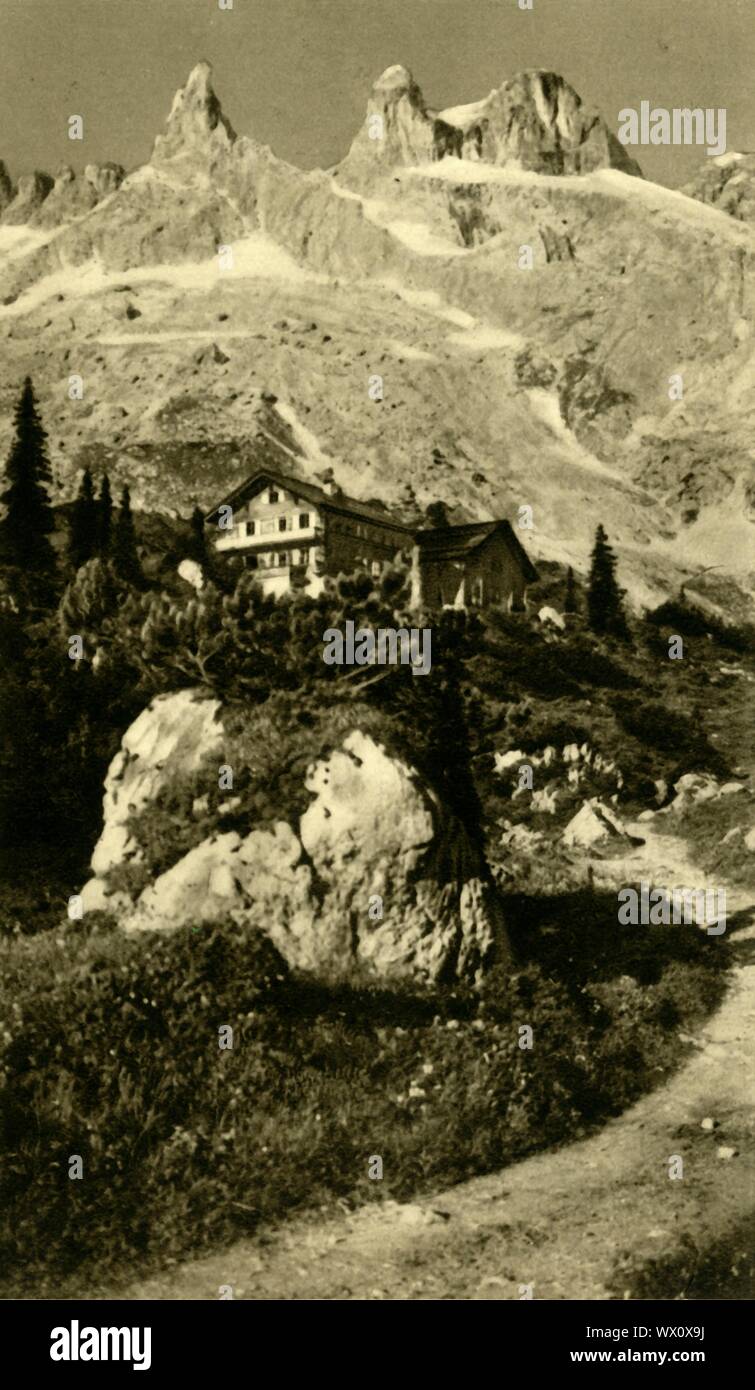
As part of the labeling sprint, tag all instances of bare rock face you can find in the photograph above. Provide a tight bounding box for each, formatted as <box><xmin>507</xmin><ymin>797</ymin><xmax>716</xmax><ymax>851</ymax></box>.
<box><xmin>295</xmin><ymin>730</ymin><xmax>503</xmax><ymax>982</ymax></box>
<box><xmin>682</xmin><ymin>152</ymin><xmax>755</xmax><ymax>223</ymax></box>
<box><xmin>29</xmin><ymin>162</ymin><xmax>126</xmax><ymax>229</ymax></box>
<box><xmin>87</xmin><ymin>689</ymin><xmax>224</xmax><ymax>881</ymax></box>
<box><xmin>85</xmin><ymin>693</ymin><xmax>507</xmax><ymax>986</ymax></box>
<box><xmin>2</xmin><ymin>170</ymin><xmax>54</xmax><ymax>224</ymax></box>
<box><xmin>442</xmin><ymin>71</ymin><xmax>642</xmax><ymax>177</ymax></box>
<box><xmin>151</xmin><ymin>59</ymin><xmax>237</xmax><ymax>165</ymax></box>
<box><xmin>337</xmin><ymin>65</ymin><xmax>642</xmax><ymax>188</ymax></box>
<box><xmin>337</xmin><ymin>65</ymin><xmax>462</xmax><ymax>184</ymax></box>
<box><xmin>0</xmin><ymin>161</ymin><xmax>14</xmax><ymax>214</ymax></box>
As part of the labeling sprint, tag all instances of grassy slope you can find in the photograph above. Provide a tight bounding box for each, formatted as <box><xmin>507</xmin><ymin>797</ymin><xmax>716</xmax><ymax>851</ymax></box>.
<box><xmin>1</xmin><ymin>580</ymin><xmax>752</xmax><ymax>1296</ymax></box>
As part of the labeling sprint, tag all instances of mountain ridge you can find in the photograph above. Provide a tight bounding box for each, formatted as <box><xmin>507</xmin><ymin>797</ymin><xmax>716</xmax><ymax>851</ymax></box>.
<box><xmin>0</xmin><ymin>61</ymin><xmax>752</xmax><ymax>619</ymax></box>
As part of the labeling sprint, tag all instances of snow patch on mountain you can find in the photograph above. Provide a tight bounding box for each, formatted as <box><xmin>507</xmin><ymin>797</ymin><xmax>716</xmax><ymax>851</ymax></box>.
<box><xmin>274</xmin><ymin>400</ymin><xmax>333</xmax><ymax>469</ymax></box>
<box><xmin>527</xmin><ymin>389</ymin><xmax>627</xmax><ymax>482</ymax></box>
<box><xmin>330</xmin><ymin>179</ymin><xmax>466</xmax><ymax>256</ymax></box>
<box><xmin>380</xmin><ymin>279</ymin><xmax>475</xmax><ymax>329</ymax></box>
<box><xmin>447</xmin><ymin>325</ymin><xmax>523</xmax><ymax>351</ymax></box>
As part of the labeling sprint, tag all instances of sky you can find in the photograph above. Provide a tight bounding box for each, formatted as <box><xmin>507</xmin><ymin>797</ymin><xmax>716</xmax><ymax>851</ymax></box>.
<box><xmin>1</xmin><ymin>0</ymin><xmax>753</xmax><ymax>188</ymax></box>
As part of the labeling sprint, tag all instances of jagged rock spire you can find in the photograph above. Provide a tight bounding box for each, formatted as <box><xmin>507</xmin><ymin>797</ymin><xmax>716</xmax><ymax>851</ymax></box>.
<box><xmin>337</xmin><ymin>62</ymin><xmax>642</xmax><ymax>185</ymax></box>
<box><xmin>151</xmin><ymin>60</ymin><xmax>237</xmax><ymax>162</ymax></box>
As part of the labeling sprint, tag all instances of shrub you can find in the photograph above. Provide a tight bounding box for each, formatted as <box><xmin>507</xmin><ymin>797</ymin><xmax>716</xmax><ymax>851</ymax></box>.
<box><xmin>0</xmin><ymin>890</ymin><xmax>730</xmax><ymax>1296</ymax></box>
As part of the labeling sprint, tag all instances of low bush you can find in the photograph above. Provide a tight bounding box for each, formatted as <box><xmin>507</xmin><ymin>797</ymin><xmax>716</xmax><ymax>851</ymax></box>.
<box><xmin>0</xmin><ymin>891</ymin><xmax>730</xmax><ymax>1297</ymax></box>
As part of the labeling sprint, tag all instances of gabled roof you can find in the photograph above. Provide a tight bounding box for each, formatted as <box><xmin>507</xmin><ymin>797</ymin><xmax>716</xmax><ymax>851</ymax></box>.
<box><xmin>206</xmin><ymin>467</ymin><xmax>538</xmax><ymax>582</ymax></box>
<box><xmin>415</xmin><ymin>520</ymin><xmax>539</xmax><ymax>582</ymax></box>
<box><xmin>205</xmin><ymin>467</ymin><xmax>413</xmax><ymax>535</ymax></box>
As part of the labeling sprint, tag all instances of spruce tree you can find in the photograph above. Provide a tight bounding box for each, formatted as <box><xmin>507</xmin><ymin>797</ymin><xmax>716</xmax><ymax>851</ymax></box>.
<box><xmin>68</xmin><ymin>467</ymin><xmax>99</xmax><ymax>571</ymax></box>
<box><xmin>587</xmin><ymin>525</ymin><xmax>629</xmax><ymax>640</ymax></box>
<box><xmin>0</xmin><ymin>377</ymin><xmax>56</xmax><ymax>576</ymax></box>
<box><xmin>112</xmin><ymin>485</ymin><xmax>142</xmax><ymax>585</ymax></box>
<box><xmin>98</xmin><ymin>473</ymin><xmax>113</xmax><ymax>554</ymax></box>
<box><xmin>564</xmin><ymin>565</ymin><xmax>578</xmax><ymax>614</ymax></box>
<box><xmin>186</xmin><ymin>505</ymin><xmax>208</xmax><ymax>566</ymax></box>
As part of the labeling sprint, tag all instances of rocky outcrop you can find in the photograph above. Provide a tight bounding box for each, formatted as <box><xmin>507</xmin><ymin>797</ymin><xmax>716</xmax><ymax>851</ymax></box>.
<box><xmin>2</xmin><ymin>170</ymin><xmax>54</xmax><ymax>224</ymax></box>
<box><xmin>337</xmin><ymin>65</ymin><xmax>642</xmax><ymax>187</ymax></box>
<box><xmin>28</xmin><ymin>162</ymin><xmax>126</xmax><ymax>229</ymax></box>
<box><xmin>0</xmin><ymin>62</ymin><xmax>270</xmax><ymax>279</ymax></box>
<box><xmin>151</xmin><ymin>59</ymin><xmax>237</xmax><ymax>165</ymax></box>
<box><xmin>682</xmin><ymin>152</ymin><xmax>755</xmax><ymax>223</ymax></box>
<box><xmin>0</xmin><ymin>161</ymin><xmax>14</xmax><ymax>214</ymax></box>
<box><xmin>88</xmin><ymin>689</ymin><xmax>224</xmax><ymax>881</ymax></box>
<box><xmin>444</xmin><ymin>71</ymin><xmax>642</xmax><ymax>177</ymax></box>
<box><xmin>82</xmin><ymin>695</ymin><xmax>508</xmax><ymax>986</ymax></box>
<box><xmin>336</xmin><ymin>65</ymin><xmax>463</xmax><ymax>184</ymax></box>
<box><xmin>495</xmin><ymin>742</ymin><xmax>624</xmax><ymax>823</ymax></box>
<box><xmin>562</xmin><ymin>798</ymin><xmax>632</xmax><ymax>849</ymax></box>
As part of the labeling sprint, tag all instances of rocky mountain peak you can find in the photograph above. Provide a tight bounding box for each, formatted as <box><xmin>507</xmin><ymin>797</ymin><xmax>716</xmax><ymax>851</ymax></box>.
<box><xmin>151</xmin><ymin>60</ymin><xmax>237</xmax><ymax>163</ymax></box>
<box><xmin>682</xmin><ymin>150</ymin><xmax>755</xmax><ymax>223</ymax></box>
<box><xmin>336</xmin><ymin>63</ymin><xmax>461</xmax><ymax>184</ymax></box>
<box><xmin>372</xmin><ymin>63</ymin><xmax>425</xmax><ymax>104</ymax></box>
<box><xmin>446</xmin><ymin>68</ymin><xmax>643</xmax><ymax>177</ymax></box>
<box><xmin>0</xmin><ymin>160</ymin><xmax>15</xmax><ymax>212</ymax></box>
<box><xmin>2</xmin><ymin>170</ymin><xmax>54</xmax><ymax>225</ymax></box>
<box><xmin>338</xmin><ymin>63</ymin><xmax>642</xmax><ymax>186</ymax></box>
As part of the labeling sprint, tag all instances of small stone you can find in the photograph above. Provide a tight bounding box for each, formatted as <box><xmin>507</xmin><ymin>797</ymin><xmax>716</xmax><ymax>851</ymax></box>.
<box><xmin>717</xmin><ymin>1146</ymin><xmax>738</xmax><ymax>1160</ymax></box>
<box><xmin>700</xmin><ymin>1117</ymin><xmax>717</xmax><ymax>1131</ymax></box>
<box><xmin>396</xmin><ymin>1204</ymin><xmax>445</xmax><ymax>1227</ymax></box>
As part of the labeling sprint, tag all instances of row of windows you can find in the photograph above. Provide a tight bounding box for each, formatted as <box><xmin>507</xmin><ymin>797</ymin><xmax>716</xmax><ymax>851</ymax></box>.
<box><xmin>239</xmin><ymin>513</ymin><xmax>311</xmax><ymax>537</ymax></box>
<box><xmin>250</xmin><ymin>549</ymin><xmax>312</xmax><ymax>568</ymax></box>
<box><xmin>247</xmin><ymin>552</ymin><xmax>382</xmax><ymax>575</ymax></box>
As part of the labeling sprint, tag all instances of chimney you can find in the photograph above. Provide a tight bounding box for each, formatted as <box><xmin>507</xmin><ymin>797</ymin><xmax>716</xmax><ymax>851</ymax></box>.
<box><xmin>320</xmin><ymin>468</ymin><xmax>341</xmax><ymax>497</ymax></box>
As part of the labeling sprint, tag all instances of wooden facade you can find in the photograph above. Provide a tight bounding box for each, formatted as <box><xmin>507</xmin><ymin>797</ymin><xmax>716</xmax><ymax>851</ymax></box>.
<box><xmin>206</xmin><ymin>469</ymin><xmax>537</xmax><ymax>608</ymax></box>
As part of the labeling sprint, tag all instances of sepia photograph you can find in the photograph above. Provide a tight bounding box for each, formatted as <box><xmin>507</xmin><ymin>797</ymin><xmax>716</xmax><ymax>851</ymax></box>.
<box><xmin>0</xmin><ymin>0</ymin><xmax>753</xmax><ymax>1342</ymax></box>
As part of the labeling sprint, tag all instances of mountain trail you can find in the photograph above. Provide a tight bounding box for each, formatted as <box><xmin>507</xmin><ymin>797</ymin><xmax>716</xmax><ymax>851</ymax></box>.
<box><xmin>116</xmin><ymin>828</ymin><xmax>755</xmax><ymax>1301</ymax></box>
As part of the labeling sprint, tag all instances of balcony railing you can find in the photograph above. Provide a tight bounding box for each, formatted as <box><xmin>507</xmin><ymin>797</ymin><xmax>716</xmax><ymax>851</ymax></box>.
<box><xmin>215</xmin><ymin>522</ymin><xmax>323</xmax><ymax>553</ymax></box>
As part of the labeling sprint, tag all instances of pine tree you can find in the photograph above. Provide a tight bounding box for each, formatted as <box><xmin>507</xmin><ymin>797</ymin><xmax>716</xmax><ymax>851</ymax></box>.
<box><xmin>186</xmin><ymin>506</ymin><xmax>208</xmax><ymax>566</ymax></box>
<box><xmin>98</xmin><ymin>473</ymin><xmax>113</xmax><ymax>554</ymax></box>
<box><xmin>58</xmin><ymin>556</ymin><xmax>119</xmax><ymax>658</ymax></box>
<box><xmin>68</xmin><ymin>468</ymin><xmax>99</xmax><ymax>571</ymax></box>
<box><xmin>587</xmin><ymin>525</ymin><xmax>629</xmax><ymax>640</ymax></box>
<box><xmin>564</xmin><ymin>566</ymin><xmax>578</xmax><ymax>614</ymax></box>
<box><xmin>112</xmin><ymin>485</ymin><xmax>142</xmax><ymax>585</ymax></box>
<box><xmin>0</xmin><ymin>377</ymin><xmax>56</xmax><ymax>576</ymax></box>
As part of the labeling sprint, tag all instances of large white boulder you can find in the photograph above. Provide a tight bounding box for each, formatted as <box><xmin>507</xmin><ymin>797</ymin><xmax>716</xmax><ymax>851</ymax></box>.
<box><xmin>89</xmin><ymin>690</ymin><xmax>223</xmax><ymax>879</ymax></box>
<box><xmin>538</xmin><ymin>605</ymin><xmax>566</xmax><ymax>631</ymax></box>
<box><xmin>86</xmin><ymin>698</ymin><xmax>508</xmax><ymax>986</ymax></box>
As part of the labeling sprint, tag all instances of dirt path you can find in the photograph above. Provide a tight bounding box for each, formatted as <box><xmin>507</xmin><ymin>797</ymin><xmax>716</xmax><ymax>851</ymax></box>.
<box><xmin>120</xmin><ymin>826</ymin><xmax>755</xmax><ymax>1301</ymax></box>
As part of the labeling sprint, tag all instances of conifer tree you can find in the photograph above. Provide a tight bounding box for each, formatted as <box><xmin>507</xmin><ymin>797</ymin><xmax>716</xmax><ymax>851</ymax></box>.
<box><xmin>112</xmin><ymin>485</ymin><xmax>142</xmax><ymax>585</ymax></box>
<box><xmin>98</xmin><ymin>473</ymin><xmax>113</xmax><ymax>554</ymax></box>
<box><xmin>68</xmin><ymin>467</ymin><xmax>99</xmax><ymax>571</ymax></box>
<box><xmin>587</xmin><ymin>525</ymin><xmax>629</xmax><ymax>640</ymax></box>
<box><xmin>564</xmin><ymin>565</ymin><xmax>578</xmax><ymax>614</ymax></box>
<box><xmin>186</xmin><ymin>505</ymin><xmax>209</xmax><ymax>566</ymax></box>
<box><xmin>58</xmin><ymin>556</ymin><xmax>119</xmax><ymax>658</ymax></box>
<box><xmin>0</xmin><ymin>377</ymin><xmax>56</xmax><ymax>577</ymax></box>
